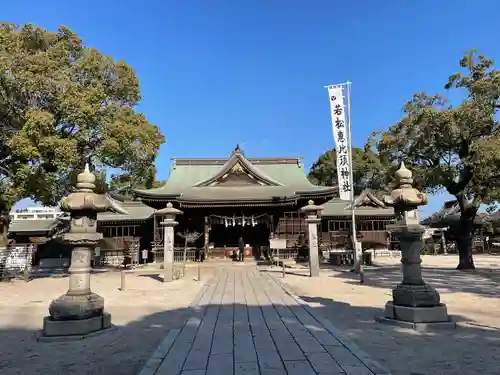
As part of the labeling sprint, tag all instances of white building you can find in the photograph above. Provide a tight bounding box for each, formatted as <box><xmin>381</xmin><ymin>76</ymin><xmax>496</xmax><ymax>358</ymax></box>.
<box><xmin>9</xmin><ymin>206</ymin><xmax>64</xmax><ymax>221</ymax></box>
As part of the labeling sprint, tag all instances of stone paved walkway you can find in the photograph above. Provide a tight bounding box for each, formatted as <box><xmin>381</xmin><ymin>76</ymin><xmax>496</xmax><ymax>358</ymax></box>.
<box><xmin>139</xmin><ymin>267</ymin><xmax>390</xmax><ymax>375</ymax></box>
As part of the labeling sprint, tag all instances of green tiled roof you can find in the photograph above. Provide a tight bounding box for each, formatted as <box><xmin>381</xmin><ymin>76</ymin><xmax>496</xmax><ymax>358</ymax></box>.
<box><xmin>9</xmin><ymin>219</ymin><xmax>61</xmax><ymax>234</ymax></box>
<box><xmin>321</xmin><ymin>189</ymin><xmax>395</xmax><ymax>217</ymax></box>
<box><xmin>177</xmin><ymin>186</ymin><xmax>333</xmax><ymax>206</ymax></box>
<box><xmin>134</xmin><ymin>150</ymin><xmax>336</xmax><ymax>204</ymax></box>
<box><xmin>98</xmin><ymin>195</ymin><xmax>155</xmax><ymax>222</ymax></box>
<box><xmin>321</xmin><ymin>201</ymin><xmax>394</xmax><ymax>217</ymax></box>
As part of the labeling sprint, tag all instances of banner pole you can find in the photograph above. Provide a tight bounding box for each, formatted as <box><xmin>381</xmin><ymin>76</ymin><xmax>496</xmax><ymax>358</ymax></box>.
<box><xmin>325</xmin><ymin>82</ymin><xmax>361</xmax><ymax>279</ymax></box>
<box><xmin>345</xmin><ymin>82</ymin><xmax>362</xmax><ymax>280</ymax></box>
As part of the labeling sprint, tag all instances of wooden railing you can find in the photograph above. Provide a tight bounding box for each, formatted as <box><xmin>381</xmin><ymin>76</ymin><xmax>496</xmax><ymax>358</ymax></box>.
<box><xmin>269</xmin><ymin>247</ymin><xmax>299</xmax><ymax>260</ymax></box>
<box><xmin>152</xmin><ymin>247</ymin><xmax>198</xmax><ymax>263</ymax></box>
<box><xmin>319</xmin><ymin>230</ymin><xmax>389</xmax><ymax>248</ymax></box>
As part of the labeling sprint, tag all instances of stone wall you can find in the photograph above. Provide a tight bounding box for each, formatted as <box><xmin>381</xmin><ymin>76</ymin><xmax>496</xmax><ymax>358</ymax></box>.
<box><xmin>0</xmin><ymin>245</ymin><xmax>35</xmax><ymax>278</ymax></box>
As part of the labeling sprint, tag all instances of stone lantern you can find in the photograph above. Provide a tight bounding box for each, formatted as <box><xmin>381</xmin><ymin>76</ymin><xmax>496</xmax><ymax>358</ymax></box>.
<box><xmin>300</xmin><ymin>200</ymin><xmax>323</xmax><ymax>277</ymax></box>
<box><xmin>378</xmin><ymin>162</ymin><xmax>453</xmax><ymax>328</ymax></box>
<box><xmin>156</xmin><ymin>202</ymin><xmax>183</xmax><ymax>282</ymax></box>
<box><xmin>42</xmin><ymin>164</ymin><xmax>121</xmax><ymax>339</ymax></box>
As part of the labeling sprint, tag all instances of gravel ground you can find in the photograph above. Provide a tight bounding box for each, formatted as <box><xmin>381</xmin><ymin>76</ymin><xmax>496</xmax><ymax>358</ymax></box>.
<box><xmin>0</xmin><ymin>266</ymin><xmax>213</xmax><ymax>375</ymax></box>
<box><xmin>268</xmin><ymin>254</ymin><xmax>500</xmax><ymax>375</ymax></box>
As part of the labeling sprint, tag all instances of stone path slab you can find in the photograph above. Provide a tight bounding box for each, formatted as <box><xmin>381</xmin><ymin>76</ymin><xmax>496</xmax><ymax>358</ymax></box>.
<box><xmin>138</xmin><ymin>267</ymin><xmax>391</xmax><ymax>375</ymax></box>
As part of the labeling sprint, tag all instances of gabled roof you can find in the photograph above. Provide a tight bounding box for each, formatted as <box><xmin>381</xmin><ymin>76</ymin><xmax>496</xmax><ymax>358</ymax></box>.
<box><xmin>9</xmin><ymin>218</ymin><xmax>63</xmax><ymax>235</ymax></box>
<box><xmin>348</xmin><ymin>189</ymin><xmax>386</xmax><ymax>210</ymax></box>
<box><xmin>321</xmin><ymin>189</ymin><xmax>395</xmax><ymax>217</ymax></box>
<box><xmin>421</xmin><ymin>200</ymin><xmax>491</xmax><ymax>228</ymax></box>
<box><xmin>421</xmin><ymin>200</ymin><xmax>460</xmax><ymax>227</ymax></box>
<box><xmin>193</xmin><ymin>151</ymin><xmax>282</xmax><ymax>187</ymax></box>
<box><xmin>98</xmin><ymin>193</ymin><xmax>156</xmax><ymax>222</ymax></box>
<box><xmin>134</xmin><ymin>147</ymin><xmax>336</xmax><ymax>206</ymax></box>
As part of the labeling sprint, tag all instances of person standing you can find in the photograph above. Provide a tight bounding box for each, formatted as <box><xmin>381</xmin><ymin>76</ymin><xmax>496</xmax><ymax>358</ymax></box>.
<box><xmin>238</xmin><ymin>237</ymin><xmax>245</xmax><ymax>262</ymax></box>
<box><xmin>199</xmin><ymin>247</ymin><xmax>205</xmax><ymax>263</ymax></box>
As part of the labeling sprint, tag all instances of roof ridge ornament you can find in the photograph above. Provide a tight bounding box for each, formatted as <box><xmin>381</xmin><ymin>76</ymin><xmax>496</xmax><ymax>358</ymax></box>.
<box><xmin>229</xmin><ymin>162</ymin><xmax>245</xmax><ymax>176</ymax></box>
<box><xmin>193</xmin><ymin>147</ymin><xmax>283</xmax><ymax>187</ymax></box>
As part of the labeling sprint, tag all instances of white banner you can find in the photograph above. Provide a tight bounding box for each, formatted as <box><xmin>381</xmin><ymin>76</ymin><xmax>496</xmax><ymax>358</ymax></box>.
<box><xmin>328</xmin><ymin>86</ymin><xmax>351</xmax><ymax>201</ymax></box>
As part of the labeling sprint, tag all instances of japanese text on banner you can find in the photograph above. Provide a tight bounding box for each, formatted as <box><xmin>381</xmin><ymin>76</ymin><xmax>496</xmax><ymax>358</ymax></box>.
<box><xmin>328</xmin><ymin>86</ymin><xmax>351</xmax><ymax>201</ymax></box>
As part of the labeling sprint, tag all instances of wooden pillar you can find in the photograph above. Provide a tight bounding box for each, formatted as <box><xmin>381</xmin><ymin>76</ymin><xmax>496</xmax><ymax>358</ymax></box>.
<box><xmin>269</xmin><ymin>214</ymin><xmax>274</xmax><ymax>233</ymax></box>
<box><xmin>153</xmin><ymin>214</ymin><xmax>157</xmax><ymax>242</ymax></box>
<box><xmin>204</xmin><ymin>216</ymin><xmax>209</xmax><ymax>256</ymax></box>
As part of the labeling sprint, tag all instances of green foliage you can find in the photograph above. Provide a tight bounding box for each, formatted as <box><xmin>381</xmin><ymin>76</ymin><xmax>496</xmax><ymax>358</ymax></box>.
<box><xmin>93</xmin><ymin>170</ymin><xmax>109</xmax><ymax>195</ymax></box>
<box><xmin>375</xmin><ymin>51</ymin><xmax>500</xmax><ymax>209</ymax></box>
<box><xmin>0</xmin><ymin>23</ymin><xmax>165</xmax><ymax>210</ymax></box>
<box><xmin>109</xmin><ymin>165</ymin><xmax>165</xmax><ymax>196</ymax></box>
<box><xmin>372</xmin><ymin>50</ymin><xmax>500</xmax><ymax>269</ymax></box>
<box><xmin>308</xmin><ymin>147</ymin><xmax>392</xmax><ymax>195</ymax></box>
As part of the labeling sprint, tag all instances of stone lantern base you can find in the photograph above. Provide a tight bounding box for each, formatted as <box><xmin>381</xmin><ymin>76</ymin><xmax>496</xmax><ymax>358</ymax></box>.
<box><xmin>385</xmin><ymin>300</ymin><xmax>448</xmax><ymax>321</ymax></box>
<box><xmin>40</xmin><ymin>312</ymin><xmax>112</xmax><ymax>341</ymax></box>
<box><xmin>49</xmin><ymin>291</ymin><xmax>105</xmax><ymax>320</ymax></box>
<box><xmin>40</xmin><ymin>292</ymin><xmax>113</xmax><ymax>341</ymax></box>
<box><xmin>377</xmin><ymin>304</ymin><xmax>455</xmax><ymax>330</ymax></box>
<box><xmin>376</xmin><ymin>268</ymin><xmax>456</xmax><ymax>330</ymax></box>
<box><xmin>378</xmin><ymin>300</ymin><xmax>453</xmax><ymax>327</ymax></box>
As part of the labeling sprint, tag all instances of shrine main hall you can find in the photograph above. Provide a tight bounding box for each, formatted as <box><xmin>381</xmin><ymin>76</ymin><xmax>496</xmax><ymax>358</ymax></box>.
<box><xmin>9</xmin><ymin>146</ymin><xmax>395</xmax><ymax>263</ymax></box>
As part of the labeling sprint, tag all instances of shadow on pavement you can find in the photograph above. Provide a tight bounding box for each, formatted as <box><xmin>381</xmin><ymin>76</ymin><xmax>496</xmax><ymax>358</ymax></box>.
<box><xmin>2</xmin><ymin>266</ymin><xmax>500</xmax><ymax>375</ymax></box>
<box><xmin>330</xmin><ymin>264</ymin><xmax>500</xmax><ymax>299</ymax></box>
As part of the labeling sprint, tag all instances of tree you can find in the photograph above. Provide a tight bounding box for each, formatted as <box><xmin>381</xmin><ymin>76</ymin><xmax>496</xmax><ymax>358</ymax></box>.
<box><xmin>93</xmin><ymin>170</ymin><xmax>109</xmax><ymax>195</ymax></box>
<box><xmin>176</xmin><ymin>230</ymin><xmax>203</xmax><ymax>269</ymax></box>
<box><xmin>0</xmin><ymin>23</ymin><xmax>164</xmax><ymax>234</ymax></box>
<box><xmin>308</xmin><ymin>147</ymin><xmax>391</xmax><ymax>195</ymax></box>
<box><xmin>372</xmin><ymin>51</ymin><xmax>500</xmax><ymax>270</ymax></box>
<box><xmin>109</xmin><ymin>164</ymin><xmax>165</xmax><ymax>196</ymax></box>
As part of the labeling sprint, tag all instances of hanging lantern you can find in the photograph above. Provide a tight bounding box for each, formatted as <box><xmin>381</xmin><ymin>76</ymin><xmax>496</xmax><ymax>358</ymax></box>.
<box><xmin>225</xmin><ymin>217</ymin><xmax>228</xmax><ymax>227</ymax></box>
<box><xmin>251</xmin><ymin>216</ymin><xmax>256</xmax><ymax>227</ymax></box>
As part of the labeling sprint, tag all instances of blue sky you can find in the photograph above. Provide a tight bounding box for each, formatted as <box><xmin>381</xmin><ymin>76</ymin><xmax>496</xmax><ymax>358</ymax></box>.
<box><xmin>5</xmin><ymin>0</ymin><xmax>500</xmax><ymax>216</ymax></box>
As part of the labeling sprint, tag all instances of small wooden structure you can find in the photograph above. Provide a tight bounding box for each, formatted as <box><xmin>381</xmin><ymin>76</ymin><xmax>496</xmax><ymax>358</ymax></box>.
<box><xmin>421</xmin><ymin>200</ymin><xmax>493</xmax><ymax>253</ymax></box>
<box><xmin>318</xmin><ymin>189</ymin><xmax>395</xmax><ymax>251</ymax></box>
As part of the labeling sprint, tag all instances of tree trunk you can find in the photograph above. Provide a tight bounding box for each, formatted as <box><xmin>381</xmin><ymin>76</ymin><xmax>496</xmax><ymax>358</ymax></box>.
<box><xmin>455</xmin><ymin>212</ymin><xmax>476</xmax><ymax>270</ymax></box>
<box><xmin>0</xmin><ymin>211</ymin><xmax>11</xmax><ymax>279</ymax></box>
<box><xmin>183</xmin><ymin>236</ymin><xmax>188</xmax><ymax>265</ymax></box>
<box><xmin>204</xmin><ymin>217</ymin><xmax>209</xmax><ymax>257</ymax></box>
